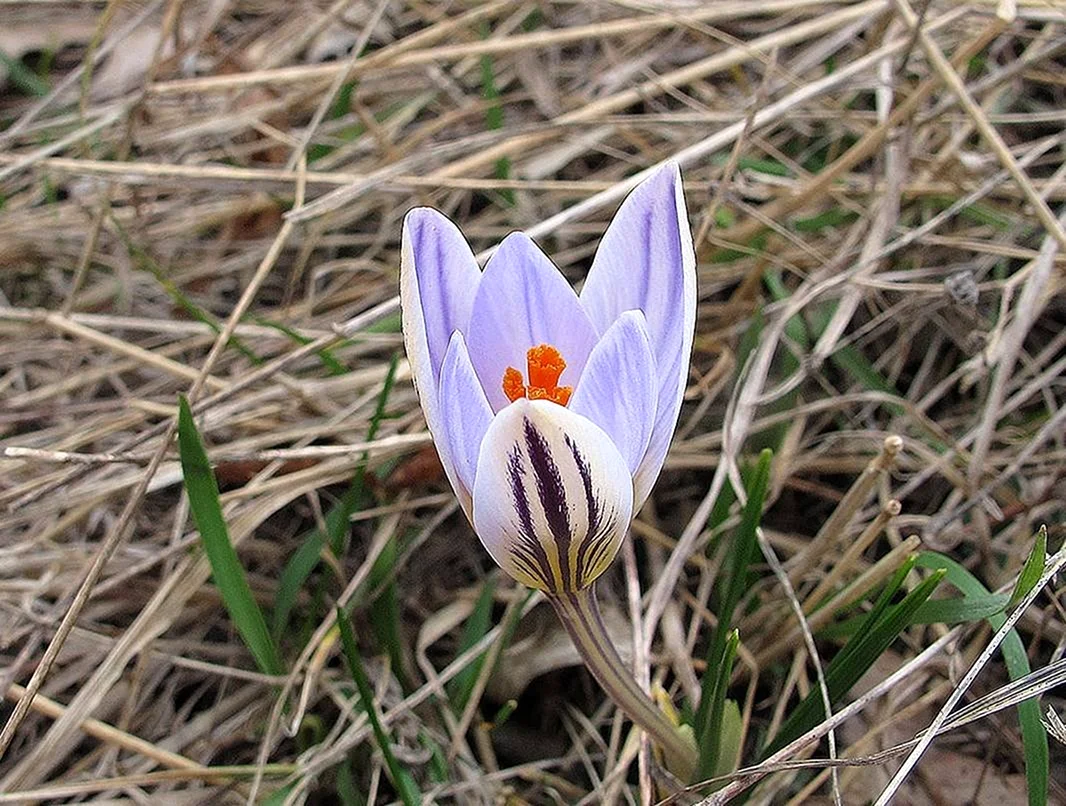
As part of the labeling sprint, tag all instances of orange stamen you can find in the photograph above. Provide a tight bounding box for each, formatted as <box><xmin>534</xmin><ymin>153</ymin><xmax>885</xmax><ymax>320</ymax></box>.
<box><xmin>526</xmin><ymin>344</ymin><xmax>566</xmax><ymax>390</ymax></box>
<box><xmin>502</xmin><ymin>367</ymin><xmax>526</xmax><ymax>402</ymax></box>
<box><xmin>502</xmin><ymin>343</ymin><xmax>572</xmax><ymax>406</ymax></box>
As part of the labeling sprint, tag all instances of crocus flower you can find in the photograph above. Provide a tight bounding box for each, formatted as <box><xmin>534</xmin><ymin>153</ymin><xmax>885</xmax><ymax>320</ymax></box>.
<box><xmin>400</xmin><ymin>162</ymin><xmax>696</xmax><ymax>594</ymax></box>
<box><xmin>401</xmin><ymin>162</ymin><xmax>699</xmax><ymax>779</ymax></box>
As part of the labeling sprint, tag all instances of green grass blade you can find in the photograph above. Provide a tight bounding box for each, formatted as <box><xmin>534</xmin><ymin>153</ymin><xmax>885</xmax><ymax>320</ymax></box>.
<box><xmin>261</xmin><ymin>782</ymin><xmax>298</xmax><ymax>806</ymax></box>
<box><xmin>847</xmin><ymin>555</ymin><xmax>917</xmax><ymax>639</ymax></box>
<box><xmin>764</xmin><ymin>562</ymin><xmax>944</xmax><ymax>755</ymax></box>
<box><xmin>366</xmin><ymin>312</ymin><xmax>402</xmax><ymax>333</ymax></box>
<box><xmin>909</xmin><ymin>592</ymin><xmax>1009</xmax><ymax>624</ymax></box>
<box><xmin>368</xmin><ymin>536</ymin><xmax>410</xmax><ymax>692</ymax></box>
<box><xmin>1009</xmin><ymin>526</ymin><xmax>1047</xmax><ymax>609</ymax></box>
<box><xmin>445</xmin><ymin>586</ymin><xmax>529</xmax><ymax>727</ymax></box>
<box><xmin>819</xmin><ymin>592</ymin><xmax>1009</xmax><ymax>639</ymax></box>
<box><xmin>762</xmin><ymin>272</ymin><xmax>811</xmax><ymax>355</ymax></box>
<box><xmin>0</xmin><ymin>48</ymin><xmax>51</xmax><ymax>96</ymax></box>
<box><xmin>273</xmin><ymin>481</ymin><xmax>366</xmax><ymax>638</ymax></box>
<box><xmin>177</xmin><ymin>396</ymin><xmax>283</xmax><ymax>676</ymax></box>
<box><xmin>709</xmin><ymin>232</ymin><xmax>769</xmax><ymax>265</ymax></box>
<box><xmin>733</xmin><ymin>308</ymin><xmax>764</xmax><ymax>382</ymax></box>
<box><xmin>420</xmin><ymin>729</ymin><xmax>450</xmax><ymax>783</ymax></box>
<box><xmin>801</xmin><ymin>300</ymin><xmax>903</xmax><ymax>411</ymax></box>
<box><xmin>335</xmin><ymin>607</ymin><xmax>421</xmax><ymax>806</ymax></box>
<box><xmin>479</xmin><ymin>22</ymin><xmax>513</xmax><ymax>206</ymax></box>
<box><xmin>112</xmin><ymin>217</ymin><xmax>262</xmax><ymax>364</ymax></box>
<box><xmin>488</xmin><ymin>698</ymin><xmax>518</xmax><ymax>728</ymax></box>
<box><xmin>335</xmin><ymin>760</ymin><xmax>366</xmax><ymax>806</ymax></box>
<box><xmin>331</xmin><ymin>352</ymin><xmax>400</xmax><ymax>556</ymax></box>
<box><xmin>697</xmin><ymin>628</ymin><xmax>740</xmax><ymax>780</ymax></box>
<box><xmin>253</xmin><ymin>317</ymin><xmax>347</xmax><ymax>376</ymax></box>
<box><xmin>273</xmin><ymin>527</ymin><xmax>330</xmax><ymax>639</ymax></box>
<box><xmin>716</xmin><ymin>699</ymin><xmax>743</xmax><ymax>779</ymax></box>
<box><xmin>695</xmin><ymin>449</ymin><xmax>772</xmax><ymax>732</ymax></box>
<box><xmin>829</xmin><ymin>344</ymin><xmax>901</xmax><ymax>400</ymax></box>
<box><xmin>721</xmin><ymin>155</ymin><xmax>790</xmax><ymax>177</ymax></box>
<box><xmin>792</xmin><ymin>208</ymin><xmax>858</xmax><ymax>233</ymax></box>
<box><xmin>760</xmin><ymin>274</ymin><xmax>810</xmax><ymax>450</ymax></box>
<box><xmin>916</xmin><ymin>551</ymin><xmax>1048</xmax><ymax>806</ymax></box>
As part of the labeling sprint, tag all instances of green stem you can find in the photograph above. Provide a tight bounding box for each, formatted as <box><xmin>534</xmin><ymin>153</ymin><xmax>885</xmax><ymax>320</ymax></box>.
<box><xmin>548</xmin><ymin>586</ymin><xmax>697</xmax><ymax>780</ymax></box>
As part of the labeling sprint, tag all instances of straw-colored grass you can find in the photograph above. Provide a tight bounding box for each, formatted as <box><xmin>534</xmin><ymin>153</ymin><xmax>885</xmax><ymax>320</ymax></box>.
<box><xmin>1</xmin><ymin>1</ymin><xmax>1064</xmax><ymax>803</ymax></box>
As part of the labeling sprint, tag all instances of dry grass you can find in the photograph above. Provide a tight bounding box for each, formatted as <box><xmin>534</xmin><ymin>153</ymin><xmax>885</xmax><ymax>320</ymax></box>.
<box><xmin>1</xmin><ymin>0</ymin><xmax>1065</xmax><ymax>803</ymax></box>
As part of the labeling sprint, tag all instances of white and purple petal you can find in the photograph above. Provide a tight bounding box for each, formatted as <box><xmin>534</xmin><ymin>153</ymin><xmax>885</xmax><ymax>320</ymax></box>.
<box><xmin>400</xmin><ymin>208</ymin><xmax>483</xmax><ymax>517</ymax></box>
<box><xmin>465</xmin><ymin>232</ymin><xmax>599</xmax><ymax>412</ymax></box>
<box><xmin>437</xmin><ymin>331</ymin><xmax>494</xmax><ymax>517</ymax></box>
<box><xmin>472</xmin><ymin>400</ymin><xmax>633</xmax><ymax>593</ymax></box>
<box><xmin>569</xmin><ymin>310</ymin><xmax>657</xmax><ymax>474</ymax></box>
<box><xmin>400</xmin><ymin>208</ymin><xmax>482</xmax><ymax>388</ymax></box>
<box><xmin>579</xmin><ymin>162</ymin><xmax>696</xmax><ymax>505</ymax></box>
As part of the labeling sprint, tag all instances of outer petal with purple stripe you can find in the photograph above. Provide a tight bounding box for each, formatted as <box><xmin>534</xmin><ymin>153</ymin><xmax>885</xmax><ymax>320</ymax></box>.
<box><xmin>472</xmin><ymin>399</ymin><xmax>633</xmax><ymax>592</ymax></box>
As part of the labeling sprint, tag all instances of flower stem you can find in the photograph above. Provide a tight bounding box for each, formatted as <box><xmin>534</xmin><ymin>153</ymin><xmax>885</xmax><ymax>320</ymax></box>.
<box><xmin>548</xmin><ymin>586</ymin><xmax>697</xmax><ymax>781</ymax></box>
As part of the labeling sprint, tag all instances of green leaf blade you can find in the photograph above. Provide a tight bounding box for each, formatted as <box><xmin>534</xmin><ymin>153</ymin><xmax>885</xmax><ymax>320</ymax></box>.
<box><xmin>336</xmin><ymin>608</ymin><xmax>421</xmax><ymax>806</ymax></box>
<box><xmin>695</xmin><ymin>450</ymin><xmax>772</xmax><ymax>738</ymax></box>
<box><xmin>916</xmin><ymin>551</ymin><xmax>1048</xmax><ymax>806</ymax></box>
<box><xmin>178</xmin><ymin>396</ymin><xmax>283</xmax><ymax>677</ymax></box>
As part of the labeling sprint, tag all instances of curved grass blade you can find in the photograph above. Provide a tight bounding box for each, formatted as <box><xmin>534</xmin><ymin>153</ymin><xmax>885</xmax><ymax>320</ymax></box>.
<box><xmin>819</xmin><ymin>592</ymin><xmax>1010</xmax><ymax>638</ymax></box>
<box><xmin>253</xmin><ymin>317</ymin><xmax>347</xmax><ymax>376</ymax></box>
<box><xmin>1009</xmin><ymin>525</ymin><xmax>1047</xmax><ymax>609</ymax></box>
<box><xmin>115</xmin><ymin>219</ymin><xmax>261</xmax><ymax>364</ymax></box>
<box><xmin>916</xmin><ymin>550</ymin><xmax>1048</xmax><ymax>806</ymax></box>
<box><xmin>177</xmin><ymin>396</ymin><xmax>283</xmax><ymax>676</ymax></box>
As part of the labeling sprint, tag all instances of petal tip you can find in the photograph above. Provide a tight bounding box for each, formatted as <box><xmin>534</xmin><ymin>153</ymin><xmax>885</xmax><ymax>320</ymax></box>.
<box><xmin>633</xmin><ymin>160</ymin><xmax>681</xmax><ymax>191</ymax></box>
<box><xmin>494</xmin><ymin>230</ymin><xmax>541</xmax><ymax>257</ymax></box>
<box><xmin>481</xmin><ymin>231</ymin><xmax>541</xmax><ymax>278</ymax></box>
<box><xmin>402</xmin><ymin>206</ymin><xmax>459</xmax><ymax>242</ymax></box>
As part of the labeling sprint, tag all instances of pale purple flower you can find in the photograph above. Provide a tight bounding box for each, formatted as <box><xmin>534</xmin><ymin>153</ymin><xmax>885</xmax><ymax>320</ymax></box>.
<box><xmin>400</xmin><ymin>163</ymin><xmax>696</xmax><ymax>593</ymax></box>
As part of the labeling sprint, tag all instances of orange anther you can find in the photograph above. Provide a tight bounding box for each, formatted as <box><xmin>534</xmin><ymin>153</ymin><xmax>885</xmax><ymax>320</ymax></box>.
<box><xmin>502</xmin><ymin>367</ymin><xmax>526</xmax><ymax>403</ymax></box>
<box><xmin>502</xmin><ymin>343</ymin><xmax>572</xmax><ymax>406</ymax></box>
<box><xmin>527</xmin><ymin>344</ymin><xmax>567</xmax><ymax>391</ymax></box>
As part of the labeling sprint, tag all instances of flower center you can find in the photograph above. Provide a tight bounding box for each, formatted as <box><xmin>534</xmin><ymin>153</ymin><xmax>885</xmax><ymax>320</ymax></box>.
<box><xmin>502</xmin><ymin>343</ymin><xmax>572</xmax><ymax>406</ymax></box>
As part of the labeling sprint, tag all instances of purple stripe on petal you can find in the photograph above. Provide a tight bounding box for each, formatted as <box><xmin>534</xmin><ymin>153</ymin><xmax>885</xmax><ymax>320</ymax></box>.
<box><xmin>523</xmin><ymin>416</ymin><xmax>573</xmax><ymax>591</ymax></box>
<box><xmin>567</xmin><ymin>434</ymin><xmax>601</xmax><ymax>541</ymax></box>
<box><xmin>506</xmin><ymin>447</ymin><xmax>555</xmax><ymax>589</ymax></box>
<box><xmin>466</xmin><ymin>233</ymin><xmax>599</xmax><ymax>412</ymax></box>
<box><xmin>566</xmin><ymin>434</ymin><xmax>619</xmax><ymax>589</ymax></box>
<box><xmin>472</xmin><ymin>400</ymin><xmax>633</xmax><ymax>592</ymax></box>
